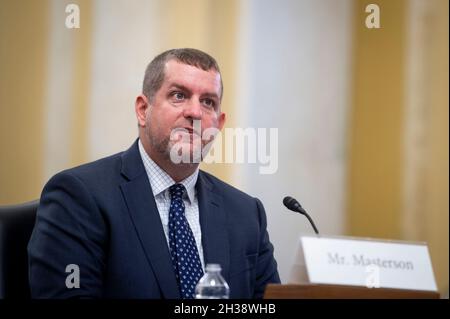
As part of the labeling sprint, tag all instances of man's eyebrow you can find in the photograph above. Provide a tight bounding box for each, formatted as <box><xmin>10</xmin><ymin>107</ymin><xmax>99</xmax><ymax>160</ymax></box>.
<box><xmin>168</xmin><ymin>83</ymin><xmax>191</xmax><ymax>93</ymax></box>
<box><xmin>201</xmin><ymin>92</ymin><xmax>220</xmax><ymax>100</ymax></box>
<box><xmin>168</xmin><ymin>83</ymin><xmax>219</xmax><ymax>100</ymax></box>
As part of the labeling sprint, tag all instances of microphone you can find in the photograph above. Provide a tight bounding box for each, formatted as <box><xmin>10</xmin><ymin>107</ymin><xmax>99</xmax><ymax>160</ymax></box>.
<box><xmin>283</xmin><ymin>196</ymin><xmax>320</xmax><ymax>235</ymax></box>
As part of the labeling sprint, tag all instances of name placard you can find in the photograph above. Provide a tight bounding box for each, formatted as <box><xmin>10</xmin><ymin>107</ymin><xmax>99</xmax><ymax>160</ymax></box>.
<box><xmin>295</xmin><ymin>236</ymin><xmax>437</xmax><ymax>291</ymax></box>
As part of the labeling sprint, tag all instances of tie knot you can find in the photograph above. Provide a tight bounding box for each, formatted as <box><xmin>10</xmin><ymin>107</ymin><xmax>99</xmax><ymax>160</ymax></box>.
<box><xmin>169</xmin><ymin>183</ymin><xmax>185</xmax><ymax>200</ymax></box>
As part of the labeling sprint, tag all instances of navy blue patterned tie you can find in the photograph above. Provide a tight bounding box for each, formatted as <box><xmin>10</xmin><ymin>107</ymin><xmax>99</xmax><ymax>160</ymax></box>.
<box><xmin>168</xmin><ymin>183</ymin><xmax>204</xmax><ymax>299</ymax></box>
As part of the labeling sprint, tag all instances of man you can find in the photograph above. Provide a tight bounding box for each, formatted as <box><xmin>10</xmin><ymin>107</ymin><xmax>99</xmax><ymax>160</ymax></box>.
<box><xmin>28</xmin><ymin>48</ymin><xmax>280</xmax><ymax>298</ymax></box>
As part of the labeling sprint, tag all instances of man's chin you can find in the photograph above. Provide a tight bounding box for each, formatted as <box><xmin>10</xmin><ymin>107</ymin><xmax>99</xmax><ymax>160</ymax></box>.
<box><xmin>168</xmin><ymin>142</ymin><xmax>203</xmax><ymax>164</ymax></box>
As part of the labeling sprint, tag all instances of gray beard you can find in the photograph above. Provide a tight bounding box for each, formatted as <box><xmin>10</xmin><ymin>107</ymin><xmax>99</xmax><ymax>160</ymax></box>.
<box><xmin>145</xmin><ymin>123</ymin><xmax>171</xmax><ymax>159</ymax></box>
<box><xmin>145</xmin><ymin>126</ymin><xmax>206</xmax><ymax>165</ymax></box>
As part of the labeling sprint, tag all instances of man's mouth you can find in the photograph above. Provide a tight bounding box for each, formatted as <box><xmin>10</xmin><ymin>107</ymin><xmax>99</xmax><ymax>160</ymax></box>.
<box><xmin>176</xmin><ymin>127</ymin><xmax>201</xmax><ymax>136</ymax></box>
<box><xmin>171</xmin><ymin>127</ymin><xmax>202</xmax><ymax>143</ymax></box>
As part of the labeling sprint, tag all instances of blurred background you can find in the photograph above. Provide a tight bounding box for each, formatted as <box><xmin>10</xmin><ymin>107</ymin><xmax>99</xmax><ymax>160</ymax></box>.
<box><xmin>0</xmin><ymin>0</ymin><xmax>448</xmax><ymax>295</ymax></box>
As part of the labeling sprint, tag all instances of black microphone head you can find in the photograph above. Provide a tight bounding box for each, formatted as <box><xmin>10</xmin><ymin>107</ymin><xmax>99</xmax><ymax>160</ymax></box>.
<box><xmin>283</xmin><ymin>196</ymin><xmax>296</xmax><ymax>209</ymax></box>
<box><xmin>283</xmin><ymin>196</ymin><xmax>303</xmax><ymax>213</ymax></box>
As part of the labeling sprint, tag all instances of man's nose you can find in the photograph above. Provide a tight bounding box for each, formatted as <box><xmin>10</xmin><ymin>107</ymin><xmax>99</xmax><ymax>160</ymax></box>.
<box><xmin>183</xmin><ymin>100</ymin><xmax>202</xmax><ymax>120</ymax></box>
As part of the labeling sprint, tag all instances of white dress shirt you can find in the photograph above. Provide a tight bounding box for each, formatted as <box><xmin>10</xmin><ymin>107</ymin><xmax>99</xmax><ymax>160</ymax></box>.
<box><xmin>138</xmin><ymin>139</ymin><xmax>204</xmax><ymax>270</ymax></box>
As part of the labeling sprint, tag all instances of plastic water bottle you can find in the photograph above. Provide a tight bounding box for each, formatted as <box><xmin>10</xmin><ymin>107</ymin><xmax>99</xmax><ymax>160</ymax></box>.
<box><xmin>195</xmin><ymin>263</ymin><xmax>230</xmax><ymax>299</ymax></box>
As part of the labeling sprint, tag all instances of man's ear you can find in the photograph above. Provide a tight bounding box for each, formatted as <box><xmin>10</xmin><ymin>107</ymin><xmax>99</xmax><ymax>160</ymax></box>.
<box><xmin>135</xmin><ymin>94</ymin><xmax>150</xmax><ymax>127</ymax></box>
<box><xmin>217</xmin><ymin>112</ymin><xmax>226</xmax><ymax>131</ymax></box>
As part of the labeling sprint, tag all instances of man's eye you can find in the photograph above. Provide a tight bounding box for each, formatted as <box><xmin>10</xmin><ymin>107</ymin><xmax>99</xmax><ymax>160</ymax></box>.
<box><xmin>172</xmin><ymin>92</ymin><xmax>185</xmax><ymax>100</ymax></box>
<box><xmin>202</xmin><ymin>99</ymin><xmax>215</xmax><ymax>108</ymax></box>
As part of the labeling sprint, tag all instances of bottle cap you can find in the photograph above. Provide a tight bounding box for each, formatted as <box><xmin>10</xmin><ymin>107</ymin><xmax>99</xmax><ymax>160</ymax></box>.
<box><xmin>205</xmin><ymin>263</ymin><xmax>221</xmax><ymax>272</ymax></box>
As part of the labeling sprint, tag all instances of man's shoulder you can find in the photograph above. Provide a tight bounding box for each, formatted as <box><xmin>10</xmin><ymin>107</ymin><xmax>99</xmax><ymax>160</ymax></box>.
<box><xmin>49</xmin><ymin>140</ymin><xmax>141</xmax><ymax>185</ymax></box>
<box><xmin>198</xmin><ymin>170</ymin><xmax>256</xmax><ymax>203</ymax></box>
<box><xmin>49</xmin><ymin>151</ymin><xmax>126</xmax><ymax>187</ymax></box>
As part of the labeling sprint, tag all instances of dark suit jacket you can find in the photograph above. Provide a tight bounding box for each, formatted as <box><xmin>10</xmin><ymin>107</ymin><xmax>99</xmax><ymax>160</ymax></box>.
<box><xmin>27</xmin><ymin>140</ymin><xmax>280</xmax><ymax>298</ymax></box>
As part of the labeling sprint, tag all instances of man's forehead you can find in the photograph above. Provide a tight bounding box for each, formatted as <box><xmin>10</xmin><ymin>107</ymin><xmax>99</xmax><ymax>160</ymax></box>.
<box><xmin>163</xmin><ymin>60</ymin><xmax>221</xmax><ymax>91</ymax></box>
<box><xmin>164</xmin><ymin>60</ymin><xmax>220</xmax><ymax>78</ymax></box>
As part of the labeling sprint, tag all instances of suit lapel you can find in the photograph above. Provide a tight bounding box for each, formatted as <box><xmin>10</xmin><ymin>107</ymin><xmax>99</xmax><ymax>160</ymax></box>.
<box><xmin>197</xmin><ymin>172</ymin><xmax>230</xmax><ymax>279</ymax></box>
<box><xmin>119</xmin><ymin>141</ymin><xmax>180</xmax><ymax>299</ymax></box>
